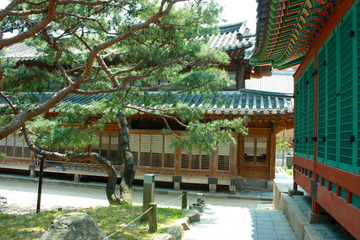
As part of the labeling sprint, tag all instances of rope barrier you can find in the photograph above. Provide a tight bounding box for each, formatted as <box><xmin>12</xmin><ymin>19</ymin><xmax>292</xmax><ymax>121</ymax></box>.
<box><xmin>104</xmin><ymin>206</ymin><xmax>153</xmax><ymax>240</ymax></box>
<box><xmin>157</xmin><ymin>193</ymin><xmax>184</xmax><ymax>206</ymax></box>
<box><xmin>104</xmin><ymin>192</ymin><xmax>185</xmax><ymax>239</ymax></box>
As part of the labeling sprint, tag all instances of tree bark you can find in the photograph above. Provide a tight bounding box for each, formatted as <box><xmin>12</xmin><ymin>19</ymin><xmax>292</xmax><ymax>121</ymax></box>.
<box><xmin>117</xmin><ymin>111</ymin><xmax>135</xmax><ymax>204</ymax></box>
<box><xmin>22</xmin><ymin>128</ymin><xmax>121</xmax><ymax>204</ymax></box>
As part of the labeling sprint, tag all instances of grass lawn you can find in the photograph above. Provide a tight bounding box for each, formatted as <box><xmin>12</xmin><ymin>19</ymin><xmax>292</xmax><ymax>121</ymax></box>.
<box><xmin>0</xmin><ymin>204</ymin><xmax>186</xmax><ymax>239</ymax></box>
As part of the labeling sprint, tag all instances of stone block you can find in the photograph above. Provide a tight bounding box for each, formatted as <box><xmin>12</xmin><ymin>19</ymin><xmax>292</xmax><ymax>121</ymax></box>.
<box><xmin>307</xmin><ymin>212</ymin><xmax>331</xmax><ymax>224</ymax></box>
<box><xmin>303</xmin><ymin>225</ymin><xmax>324</xmax><ymax>240</ymax></box>
<box><xmin>184</xmin><ymin>210</ymin><xmax>200</xmax><ymax>223</ymax></box>
<box><xmin>288</xmin><ymin>190</ymin><xmax>304</xmax><ymax>196</ymax></box>
<box><xmin>153</xmin><ymin>233</ymin><xmax>174</xmax><ymax>240</ymax></box>
<box><xmin>173</xmin><ymin>182</ymin><xmax>180</xmax><ymax>190</ymax></box>
<box><xmin>74</xmin><ymin>174</ymin><xmax>80</xmax><ymax>182</ymax></box>
<box><xmin>209</xmin><ymin>184</ymin><xmax>216</xmax><ymax>193</ymax></box>
<box><xmin>172</xmin><ymin>176</ymin><xmax>182</xmax><ymax>182</ymax></box>
<box><xmin>208</xmin><ymin>178</ymin><xmax>218</xmax><ymax>184</ymax></box>
<box><xmin>168</xmin><ymin>224</ymin><xmax>184</xmax><ymax>240</ymax></box>
<box><xmin>175</xmin><ymin>218</ymin><xmax>190</xmax><ymax>231</ymax></box>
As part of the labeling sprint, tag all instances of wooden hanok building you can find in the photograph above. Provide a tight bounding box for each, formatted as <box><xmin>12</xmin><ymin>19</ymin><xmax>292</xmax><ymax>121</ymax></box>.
<box><xmin>0</xmin><ymin>22</ymin><xmax>294</xmax><ymax>192</ymax></box>
<box><xmin>251</xmin><ymin>0</ymin><xmax>360</xmax><ymax>238</ymax></box>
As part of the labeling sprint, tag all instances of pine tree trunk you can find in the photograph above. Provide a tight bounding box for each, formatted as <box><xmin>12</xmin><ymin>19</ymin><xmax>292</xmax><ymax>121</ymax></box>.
<box><xmin>117</xmin><ymin>111</ymin><xmax>135</xmax><ymax>204</ymax></box>
<box><xmin>22</xmin><ymin>128</ymin><xmax>121</xmax><ymax>204</ymax></box>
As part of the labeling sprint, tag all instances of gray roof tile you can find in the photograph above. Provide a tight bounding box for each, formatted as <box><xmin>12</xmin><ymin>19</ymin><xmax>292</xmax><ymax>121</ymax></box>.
<box><xmin>2</xmin><ymin>42</ymin><xmax>38</xmax><ymax>60</ymax></box>
<box><xmin>0</xmin><ymin>90</ymin><xmax>293</xmax><ymax>116</ymax></box>
<box><xmin>196</xmin><ymin>22</ymin><xmax>254</xmax><ymax>58</ymax></box>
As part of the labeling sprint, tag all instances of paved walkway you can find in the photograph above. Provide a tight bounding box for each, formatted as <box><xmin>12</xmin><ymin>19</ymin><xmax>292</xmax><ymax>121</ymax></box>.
<box><xmin>0</xmin><ymin>172</ymin><xmax>298</xmax><ymax>240</ymax></box>
<box><xmin>183</xmin><ymin>206</ymin><xmax>297</xmax><ymax>240</ymax></box>
<box><xmin>0</xmin><ymin>174</ymin><xmax>266</xmax><ymax>214</ymax></box>
<box><xmin>0</xmin><ymin>170</ymin><xmax>356</xmax><ymax>240</ymax></box>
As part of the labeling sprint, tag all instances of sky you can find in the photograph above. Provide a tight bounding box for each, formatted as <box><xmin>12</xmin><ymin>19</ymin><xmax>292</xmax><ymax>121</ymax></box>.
<box><xmin>0</xmin><ymin>0</ymin><xmax>257</xmax><ymax>31</ymax></box>
<box><xmin>217</xmin><ymin>0</ymin><xmax>257</xmax><ymax>32</ymax></box>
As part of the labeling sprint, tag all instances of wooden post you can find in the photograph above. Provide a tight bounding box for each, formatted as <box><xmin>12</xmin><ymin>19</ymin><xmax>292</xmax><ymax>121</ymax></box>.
<box><xmin>210</xmin><ymin>150</ymin><xmax>218</xmax><ymax>177</ymax></box>
<box><xmin>143</xmin><ymin>174</ymin><xmax>155</xmax><ymax>219</ymax></box>
<box><xmin>230</xmin><ymin>132</ymin><xmax>238</xmax><ymax>178</ymax></box>
<box><xmin>312</xmin><ymin>200</ymin><xmax>320</xmax><ymax>215</ymax></box>
<box><xmin>182</xmin><ymin>191</ymin><xmax>187</xmax><ymax>209</ymax></box>
<box><xmin>148</xmin><ymin>203</ymin><xmax>157</xmax><ymax>233</ymax></box>
<box><xmin>174</xmin><ymin>147</ymin><xmax>181</xmax><ymax>176</ymax></box>
<box><xmin>36</xmin><ymin>155</ymin><xmax>45</xmax><ymax>213</ymax></box>
<box><xmin>269</xmin><ymin>127</ymin><xmax>276</xmax><ymax>180</ymax></box>
<box><xmin>197</xmin><ymin>193</ymin><xmax>204</xmax><ymax>205</ymax></box>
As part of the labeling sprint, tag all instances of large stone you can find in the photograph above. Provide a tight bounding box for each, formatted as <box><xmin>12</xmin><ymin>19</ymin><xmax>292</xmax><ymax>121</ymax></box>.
<box><xmin>168</xmin><ymin>224</ymin><xmax>184</xmax><ymax>240</ymax></box>
<box><xmin>184</xmin><ymin>210</ymin><xmax>200</xmax><ymax>223</ymax></box>
<box><xmin>153</xmin><ymin>233</ymin><xmax>174</xmax><ymax>240</ymax></box>
<box><xmin>41</xmin><ymin>213</ymin><xmax>106</xmax><ymax>240</ymax></box>
<box><xmin>175</xmin><ymin>218</ymin><xmax>190</xmax><ymax>230</ymax></box>
<box><xmin>152</xmin><ymin>223</ymin><xmax>185</xmax><ymax>240</ymax></box>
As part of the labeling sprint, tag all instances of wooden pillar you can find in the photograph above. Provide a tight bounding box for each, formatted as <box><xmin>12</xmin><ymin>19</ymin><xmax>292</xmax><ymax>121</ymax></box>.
<box><xmin>269</xmin><ymin>126</ymin><xmax>276</xmax><ymax>180</ymax></box>
<box><xmin>312</xmin><ymin>200</ymin><xmax>320</xmax><ymax>214</ymax></box>
<box><xmin>174</xmin><ymin>147</ymin><xmax>181</xmax><ymax>176</ymax></box>
<box><xmin>237</xmin><ymin>134</ymin><xmax>244</xmax><ymax>176</ymax></box>
<box><xmin>229</xmin><ymin>132</ymin><xmax>238</xmax><ymax>178</ymax></box>
<box><xmin>237</xmin><ymin>60</ymin><xmax>246</xmax><ymax>89</ymax></box>
<box><xmin>210</xmin><ymin>150</ymin><xmax>218</xmax><ymax>177</ymax></box>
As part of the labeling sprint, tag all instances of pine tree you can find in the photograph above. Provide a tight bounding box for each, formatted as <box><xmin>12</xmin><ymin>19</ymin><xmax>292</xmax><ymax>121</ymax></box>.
<box><xmin>0</xmin><ymin>0</ymin><xmax>248</xmax><ymax>203</ymax></box>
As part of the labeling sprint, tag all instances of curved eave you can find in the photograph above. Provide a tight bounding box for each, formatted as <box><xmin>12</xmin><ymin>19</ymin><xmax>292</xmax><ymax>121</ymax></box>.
<box><xmin>251</xmin><ymin>0</ymin><xmax>339</xmax><ymax>69</ymax></box>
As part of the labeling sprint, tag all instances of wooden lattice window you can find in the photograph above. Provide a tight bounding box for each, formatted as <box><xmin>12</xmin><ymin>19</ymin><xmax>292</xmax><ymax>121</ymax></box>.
<box><xmin>131</xmin><ymin>133</ymin><xmax>175</xmax><ymax>168</ymax></box>
<box><xmin>6</xmin><ymin>134</ymin><xmax>15</xmax><ymax>157</ymax></box>
<box><xmin>218</xmin><ymin>143</ymin><xmax>230</xmax><ymax>171</ymax></box>
<box><xmin>129</xmin><ymin>134</ymin><xmax>140</xmax><ymax>165</ymax></box>
<box><xmin>140</xmin><ymin>134</ymin><xmax>151</xmax><ymax>166</ymax></box>
<box><xmin>315</xmin><ymin>2</ymin><xmax>360</xmax><ymax>173</ymax></box>
<box><xmin>164</xmin><ymin>135</ymin><xmax>175</xmax><ymax>168</ymax></box>
<box><xmin>91</xmin><ymin>132</ymin><xmax>100</xmax><ymax>153</ymax></box>
<box><xmin>110</xmin><ymin>132</ymin><xmax>121</xmax><ymax>164</ymax></box>
<box><xmin>0</xmin><ymin>137</ymin><xmax>5</xmax><ymax>154</ymax></box>
<box><xmin>244</xmin><ymin>136</ymin><xmax>267</xmax><ymax>165</ymax></box>
<box><xmin>0</xmin><ymin>134</ymin><xmax>31</xmax><ymax>159</ymax></box>
<box><xmin>181</xmin><ymin>150</ymin><xmax>209</xmax><ymax>170</ymax></box>
<box><xmin>151</xmin><ymin>135</ymin><xmax>163</xmax><ymax>167</ymax></box>
<box><xmin>100</xmin><ymin>132</ymin><xmax>110</xmax><ymax>159</ymax></box>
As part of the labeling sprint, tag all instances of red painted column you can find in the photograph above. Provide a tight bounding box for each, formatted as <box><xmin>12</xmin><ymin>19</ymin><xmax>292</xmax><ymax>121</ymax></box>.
<box><xmin>312</xmin><ymin>200</ymin><xmax>320</xmax><ymax>214</ymax></box>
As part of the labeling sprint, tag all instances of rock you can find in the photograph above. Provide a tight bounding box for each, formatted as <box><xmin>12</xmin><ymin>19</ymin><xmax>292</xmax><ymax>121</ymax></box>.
<box><xmin>152</xmin><ymin>233</ymin><xmax>175</xmax><ymax>240</ymax></box>
<box><xmin>168</xmin><ymin>224</ymin><xmax>184</xmax><ymax>240</ymax></box>
<box><xmin>41</xmin><ymin>212</ymin><xmax>106</xmax><ymax>240</ymax></box>
<box><xmin>175</xmin><ymin>218</ymin><xmax>190</xmax><ymax>230</ymax></box>
<box><xmin>189</xmin><ymin>203</ymin><xmax>204</xmax><ymax>212</ymax></box>
<box><xmin>184</xmin><ymin>210</ymin><xmax>200</xmax><ymax>223</ymax></box>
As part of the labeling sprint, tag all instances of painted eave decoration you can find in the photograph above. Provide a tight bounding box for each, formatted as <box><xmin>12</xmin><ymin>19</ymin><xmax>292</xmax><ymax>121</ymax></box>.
<box><xmin>250</xmin><ymin>0</ymin><xmax>339</xmax><ymax>69</ymax></box>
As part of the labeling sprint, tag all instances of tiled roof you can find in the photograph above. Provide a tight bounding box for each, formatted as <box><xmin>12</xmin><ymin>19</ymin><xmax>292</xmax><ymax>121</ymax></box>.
<box><xmin>0</xmin><ymin>90</ymin><xmax>294</xmax><ymax>116</ymax></box>
<box><xmin>199</xmin><ymin>90</ymin><xmax>294</xmax><ymax>115</ymax></box>
<box><xmin>1</xmin><ymin>42</ymin><xmax>38</xmax><ymax>61</ymax></box>
<box><xmin>196</xmin><ymin>22</ymin><xmax>254</xmax><ymax>59</ymax></box>
<box><xmin>2</xmin><ymin>23</ymin><xmax>254</xmax><ymax>61</ymax></box>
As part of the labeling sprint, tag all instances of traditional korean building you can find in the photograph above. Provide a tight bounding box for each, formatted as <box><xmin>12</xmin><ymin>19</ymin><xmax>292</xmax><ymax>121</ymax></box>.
<box><xmin>251</xmin><ymin>0</ymin><xmax>360</xmax><ymax>238</ymax></box>
<box><xmin>0</xmin><ymin>22</ymin><xmax>294</xmax><ymax>192</ymax></box>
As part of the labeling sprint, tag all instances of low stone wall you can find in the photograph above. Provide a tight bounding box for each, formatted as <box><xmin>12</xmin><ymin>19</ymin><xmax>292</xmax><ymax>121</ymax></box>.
<box><xmin>273</xmin><ymin>181</ymin><xmax>324</xmax><ymax>240</ymax></box>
